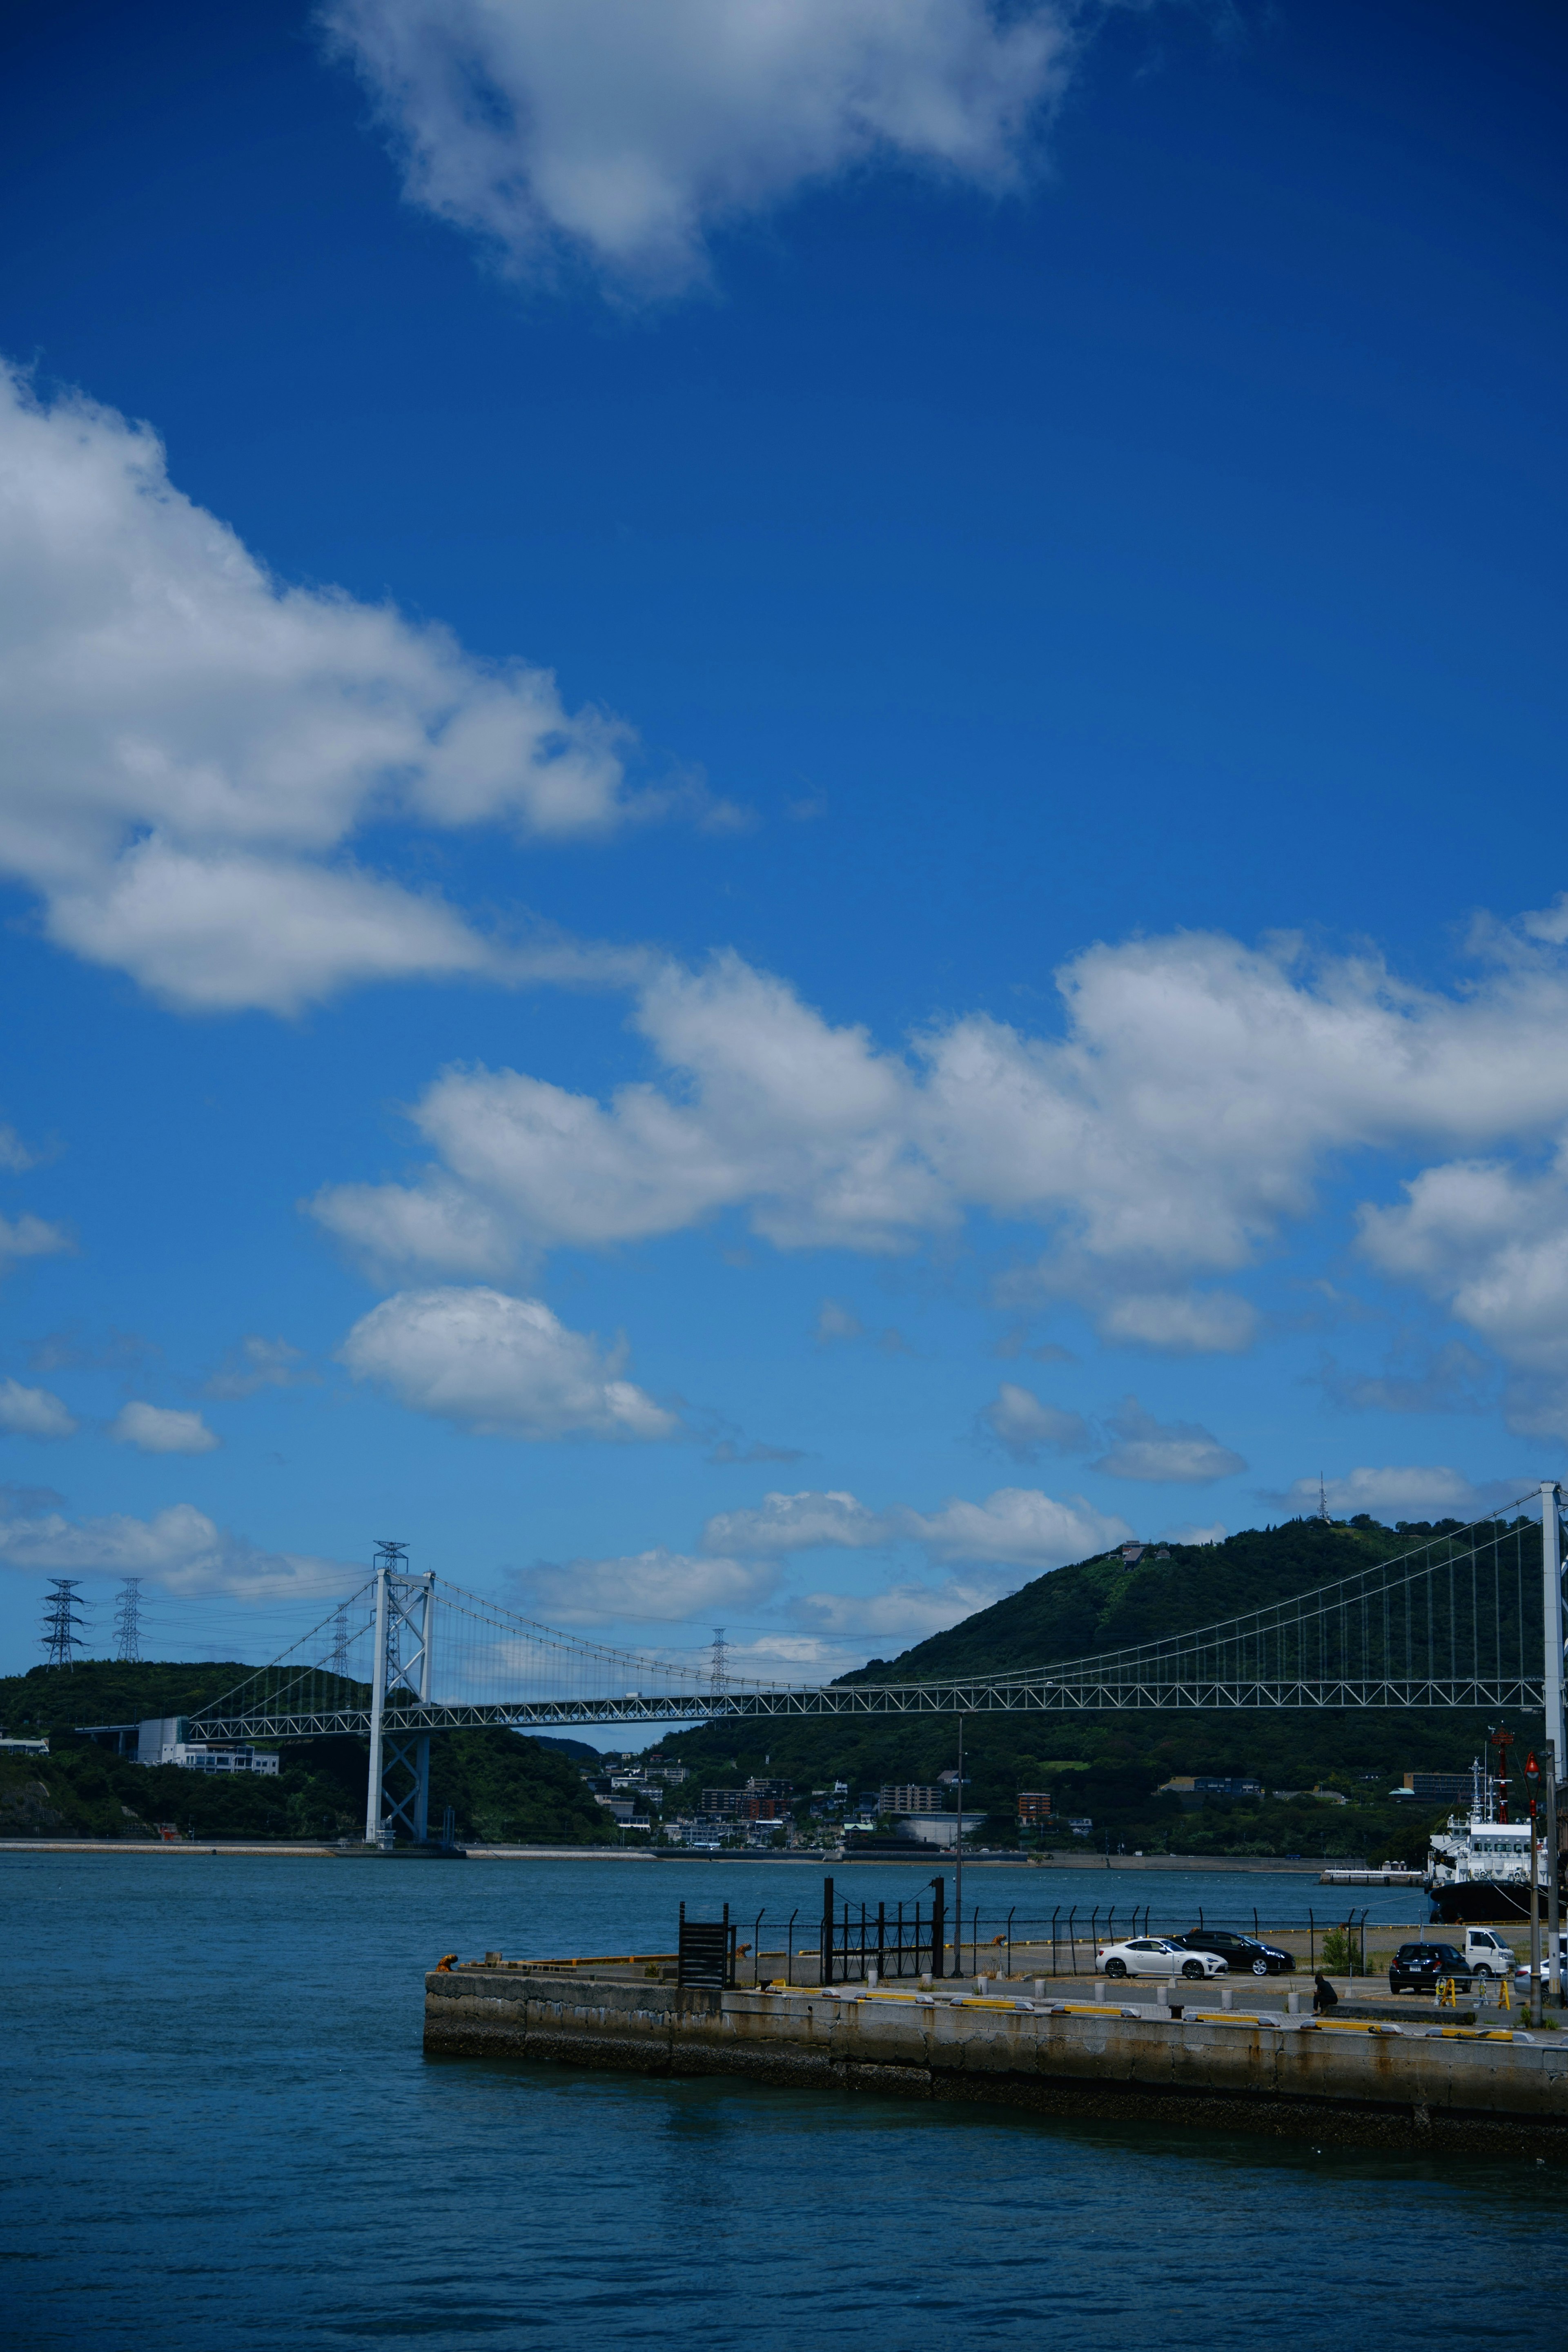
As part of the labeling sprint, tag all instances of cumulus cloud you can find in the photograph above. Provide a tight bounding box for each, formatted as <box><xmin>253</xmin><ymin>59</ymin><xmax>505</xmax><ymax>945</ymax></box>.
<box><xmin>0</xmin><ymin>1211</ymin><xmax>73</xmax><ymax>1271</ymax></box>
<box><xmin>312</xmin><ymin>916</ymin><xmax>1568</xmax><ymax>1347</ymax></box>
<box><xmin>109</xmin><ymin>1401</ymin><xmax>221</xmax><ymax>1456</ymax></box>
<box><xmin>0</xmin><ymin>1497</ymin><xmax>348</xmax><ymax>1598</ymax></box>
<box><xmin>978</xmin><ymin>1381</ymin><xmax>1091</xmax><ymax>1461</ymax></box>
<box><xmin>0</xmin><ymin>1378</ymin><xmax>78</xmax><ymax>1439</ymax></box>
<box><xmin>1358</xmin><ymin>1153</ymin><xmax>1568</xmax><ymax>1435</ymax></box>
<box><xmin>814</xmin><ymin>1296</ymin><xmax>912</xmax><ymax>1353</ymax></box>
<box><xmin>515</xmin><ymin>1546</ymin><xmax>773</xmax><ymax>1626</ymax></box>
<box><xmin>897</xmin><ymin>1486</ymin><xmax>1131</xmax><ymax>1568</ymax></box>
<box><xmin>702</xmin><ymin>1481</ymin><xmax>1129</xmax><ymax>1570</ymax></box>
<box><xmin>339</xmin><ymin>1284</ymin><xmax>677</xmax><ymax>1439</ymax></box>
<box><xmin>0</xmin><ymin>363</ymin><xmax>728</xmax><ymax>1014</ymax></box>
<box><xmin>203</xmin><ymin>1335</ymin><xmax>317</xmax><ymax>1400</ymax></box>
<box><xmin>1091</xmin><ymin>1396</ymin><xmax>1245</xmax><ymax>1485</ymax></box>
<box><xmin>795</xmin><ymin>1572</ymin><xmax>1013</xmax><ymax>1641</ymax></box>
<box><xmin>1162</xmin><ymin>1520</ymin><xmax>1226</xmax><ymax>1546</ymax></box>
<box><xmin>1272</xmin><ymin>1466</ymin><xmax>1534</xmax><ymax>1523</ymax></box>
<box><xmin>702</xmin><ymin>1489</ymin><xmax>889</xmax><ymax>1557</ymax></box>
<box><xmin>0</xmin><ymin>1123</ymin><xmax>42</xmax><ymax>1172</ymax></box>
<box><xmin>323</xmin><ymin>0</ymin><xmax>1075</xmax><ymax>294</ymax></box>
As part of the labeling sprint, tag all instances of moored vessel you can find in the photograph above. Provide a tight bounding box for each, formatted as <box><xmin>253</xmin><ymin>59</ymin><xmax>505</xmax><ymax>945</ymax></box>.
<box><xmin>1425</xmin><ymin>1756</ymin><xmax>1555</xmax><ymax>1923</ymax></box>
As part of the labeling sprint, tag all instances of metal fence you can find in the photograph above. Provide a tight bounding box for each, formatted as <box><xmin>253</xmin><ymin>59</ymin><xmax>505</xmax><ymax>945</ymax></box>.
<box><xmin>684</xmin><ymin>1882</ymin><xmax>1379</xmax><ymax>1987</ymax></box>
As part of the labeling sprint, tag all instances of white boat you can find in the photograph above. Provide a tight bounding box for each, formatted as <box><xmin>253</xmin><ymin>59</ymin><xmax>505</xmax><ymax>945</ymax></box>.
<box><xmin>1425</xmin><ymin>1758</ymin><xmax>1555</xmax><ymax>1924</ymax></box>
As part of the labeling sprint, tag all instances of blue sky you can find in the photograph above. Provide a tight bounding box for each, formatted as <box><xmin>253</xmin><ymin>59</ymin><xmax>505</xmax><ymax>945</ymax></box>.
<box><xmin>0</xmin><ymin>0</ymin><xmax>1564</xmax><ymax>1684</ymax></box>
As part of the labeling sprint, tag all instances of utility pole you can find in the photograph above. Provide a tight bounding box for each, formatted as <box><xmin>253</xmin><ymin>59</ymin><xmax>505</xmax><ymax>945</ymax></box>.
<box><xmin>41</xmin><ymin>1579</ymin><xmax>86</xmax><ymax>1668</ymax></box>
<box><xmin>1541</xmin><ymin>1483</ymin><xmax>1565</xmax><ymax>1774</ymax></box>
<box><xmin>1545</xmin><ymin>1738</ymin><xmax>1561</xmax><ymax>2009</ymax></box>
<box><xmin>112</xmin><ymin>1577</ymin><xmax>142</xmax><ymax>1664</ymax></box>
<box><xmin>954</xmin><ymin>1715</ymin><xmax>964</xmax><ymax>1984</ymax></box>
<box><xmin>1526</xmin><ymin>1747</ymin><xmax>1543</xmax><ymax>2027</ymax></box>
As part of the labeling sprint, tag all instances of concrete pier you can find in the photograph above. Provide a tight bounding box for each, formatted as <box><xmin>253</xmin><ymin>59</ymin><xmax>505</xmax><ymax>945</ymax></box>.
<box><xmin>424</xmin><ymin>1965</ymin><xmax>1568</xmax><ymax>2156</ymax></box>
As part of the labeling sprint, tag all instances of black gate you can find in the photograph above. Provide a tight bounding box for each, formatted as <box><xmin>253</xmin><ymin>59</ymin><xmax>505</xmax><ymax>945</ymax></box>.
<box><xmin>819</xmin><ymin>1875</ymin><xmax>947</xmax><ymax>1984</ymax></box>
<box><xmin>677</xmin><ymin>1902</ymin><xmax>737</xmax><ymax>1989</ymax></box>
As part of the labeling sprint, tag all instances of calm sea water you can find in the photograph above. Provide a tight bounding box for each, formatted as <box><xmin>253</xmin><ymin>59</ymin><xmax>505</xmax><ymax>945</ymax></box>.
<box><xmin>4</xmin><ymin>1852</ymin><xmax>1554</xmax><ymax>2352</ymax></box>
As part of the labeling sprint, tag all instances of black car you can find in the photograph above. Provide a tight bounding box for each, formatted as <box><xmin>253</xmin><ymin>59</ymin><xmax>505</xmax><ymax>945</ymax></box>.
<box><xmin>1390</xmin><ymin>1941</ymin><xmax>1472</xmax><ymax>1994</ymax></box>
<box><xmin>1174</xmin><ymin>1929</ymin><xmax>1295</xmax><ymax>1977</ymax></box>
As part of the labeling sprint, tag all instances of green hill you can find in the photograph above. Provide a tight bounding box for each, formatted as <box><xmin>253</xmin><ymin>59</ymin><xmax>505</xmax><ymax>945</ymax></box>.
<box><xmin>0</xmin><ymin>1659</ymin><xmax>615</xmax><ymax>1846</ymax></box>
<box><xmin>662</xmin><ymin>1516</ymin><xmax>1541</xmax><ymax>1862</ymax></box>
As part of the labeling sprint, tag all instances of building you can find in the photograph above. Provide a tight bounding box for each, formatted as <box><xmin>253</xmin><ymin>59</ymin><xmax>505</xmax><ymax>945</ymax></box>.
<box><xmin>1016</xmin><ymin>1790</ymin><xmax>1052</xmax><ymax>1824</ymax></box>
<box><xmin>879</xmin><ymin>1784</ymin><xmax>945</xmax><ymax>1814</ymax></box>
<box><xmin>895</xmin><ymin>1812</ymin><xmax>987</xmax><ymax>1848</ymax></box>
<box><xmin>1402</xmin><ymin>1770</ymin><xmax>1475</xmax><ymax>1804</ymax></box>
<box><xmin>1156</xmin><ymin>1774</ymin><xmax>1263</xmax><ymax>1809</ymax></box>
<box><xmin>134</xmin><ymin>1717</ymin><xmax>279</xmax><ymax>1775</ymax></box>
<box><xmin>700</xmin><ymin>1788</ymin><xmax>741</xmax><ymax>1815</ymax></box>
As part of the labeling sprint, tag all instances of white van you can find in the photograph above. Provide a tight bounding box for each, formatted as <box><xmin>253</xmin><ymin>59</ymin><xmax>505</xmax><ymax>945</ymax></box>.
<box><xmin>1457</xmin><ymin>1927</ymin><xmax>1517</xmax><ymax>1977</ymax></box>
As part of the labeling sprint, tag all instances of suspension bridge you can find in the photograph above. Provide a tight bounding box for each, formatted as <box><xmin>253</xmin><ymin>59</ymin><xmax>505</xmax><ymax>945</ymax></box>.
<box><xmin>185</xmin><ymin>1484</ymin><xmax>1568</xmax><ymax>1847</ymax></box>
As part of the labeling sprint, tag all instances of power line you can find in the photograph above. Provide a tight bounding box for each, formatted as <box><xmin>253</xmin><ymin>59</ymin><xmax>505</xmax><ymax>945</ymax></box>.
<box><xmin>113</xmin><ymin>1577</ymin><xmax>143</xmax><ymax>1664</ymax></box>
<box><xmin>41</xmin><ymin>1579</ymin><xmax>87</xmax><ymax>1669</ymax></box>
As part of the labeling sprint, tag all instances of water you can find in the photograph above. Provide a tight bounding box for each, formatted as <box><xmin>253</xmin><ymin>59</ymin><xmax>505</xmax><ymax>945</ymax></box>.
<box><xmin>4</xmin><ymin>1852</ymin><xmax>1555</xmax><ymax>2352</ymax></box>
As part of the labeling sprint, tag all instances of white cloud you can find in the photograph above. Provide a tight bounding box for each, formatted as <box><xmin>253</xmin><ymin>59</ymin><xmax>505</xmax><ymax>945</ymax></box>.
<box><xmin>0</xmin><ymin>1498</ymin><xmax>348</xmax><ymax>1599</ymax></box>
<box><xmin>815</xmin><ymin>1298</ymin><xmax>864</xmax><ymax>1344</ymax></box>
<box><xmin>0</xmin><ymin>1378</ymin><xmax>78</xmax><ymax>1439</ymax></box>
<box><xmin>339</xmin><ymin>1284</ymin><xmax>677</xmax><ymax>1439</ymax></box>
<box><xmin>312</xmin><ymin>916</ymin><xmax>1568</xmax><ymax>1347</ymax></box>
<box><xmin>701</xmin><ymin>1489</ymin><xmax>890</xmax><ymax>1557</ymax></box>
<box><xmin>1274</xmin><ymin>1467</ymin><xmax>1533</xmax><ymax>1523</ymax></box>
<box><xmin>1091</xmin><ymin>1288</ymin><xmax>1258</xmax><ymax>1355</ymax></box>
<box><xmin>0</xmin><ymin>1123</ymin><xmax>40</xmax><ymax>1173</ymax></box>
<box><xmin>1163</xmin><ymin>1521</ymin><xmax>1226</xmax><ymax>1547</ymax></box>
<box><xmin>896</xmin><ymin>1486</ymin><xmax>1132</xmax><ymax>1568</ymax></box>
<box><xmin>109</xmin><ymin>1401</ymin><xmax>222</xmax><ymax>1456</ymax></box>
<box><xmin>978</xmin><ymin>1381</ymin><xmax>1091</xmax><ymax>1461</ymax></box>
<box><xmin>517</xmin><ymin>1546</ymin><xmax>773</xmax><ymax>1625</ymax></box>
<box><xmin>1091</xmin><ymin>1396</ymin><xmax>1245</xmax><ymax>1485</ymax></box>
<box><xmin>795</xmin><ymin>1572</ymin><xmax>1013</xmax><ymax>1642</ymax></box>
<box><xmin>204</xmin><ymin>1335</ymin><xmax>316</xmax><ymax>1401</ymax></box>
<box><xmin>0</xmin><ymin>1211</ymin><xmax>73</xmax><ymax>1270</ymax></box>
<box><xmin>1358</xmin><ymin>1153</ymin><xmax>1568</xmax><ymax>1435</ymax></box>
<box><xmin>0</xmin><ymin>363</ymin><xmax>725</xmax><ymax>1014</ymax></box>
<box><xmin>323</xmin><ymin>0</ymin><xmax>1075</xmax><ymax>294</ymax></box>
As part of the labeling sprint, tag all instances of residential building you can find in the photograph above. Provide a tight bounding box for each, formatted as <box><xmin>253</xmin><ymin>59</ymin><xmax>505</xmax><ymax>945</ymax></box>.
<box><xmin>1016</xmin><ymin>1790</ymin><xmax>1052</xmax><ymax>1824</ymax></box>
<box><xmin>879</xmin><ymin>1784</ymin><xmax>945</xmax><ymax>1814</ymax></box>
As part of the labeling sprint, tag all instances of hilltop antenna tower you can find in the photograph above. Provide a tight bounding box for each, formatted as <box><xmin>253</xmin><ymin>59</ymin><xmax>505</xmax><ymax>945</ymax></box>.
<box><xmin>41</xmin><ymin>1578</ymin><xmax>87</xmax><ymax>1668</ymax></box>
<box><xmin>1318</xmin><ymin>1472</ymin><xmax>1330</xmax><ymax>1523</ymax></box>
<box><xmin>112</xmin><ymin>1577</ymin><xmax>143</xmax><ymax>1663</ymax></box>
<box><xmin>710</xmin><ymin>1627</ymin><xmax>729</xmax><ymax>1696</ymax></box>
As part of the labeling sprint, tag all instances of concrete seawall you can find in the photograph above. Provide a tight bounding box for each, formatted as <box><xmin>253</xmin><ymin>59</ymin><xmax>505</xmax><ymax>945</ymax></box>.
<box><xmin>425</xmin><ymin>1968</ymin><xmax>1568</xmax><ymax>2156</ymax></box>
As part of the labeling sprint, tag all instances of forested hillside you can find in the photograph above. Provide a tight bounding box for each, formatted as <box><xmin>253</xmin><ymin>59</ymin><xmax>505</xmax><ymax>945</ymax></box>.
<box><xmin>0</xmin><ymin>1660</ymin><xmax>615</xmax><ymax>1845</ymax></box>
<box><xmin>664</xmin><ymin>1516</ymin><xmax>1539</xmax><ymax>1860</ymax></box>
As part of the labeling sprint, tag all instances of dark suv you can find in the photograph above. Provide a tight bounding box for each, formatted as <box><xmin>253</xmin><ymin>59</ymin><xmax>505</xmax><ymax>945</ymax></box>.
<box><xmin>1389</xmin><ymin>1941</ymin><xmax>1471</xmax><ymax>1995</ymax></box>
<box><xmin>1173</xmin><ymin>1929</ymin><xmax>1295</xmax><ymax>1977</ymax></box>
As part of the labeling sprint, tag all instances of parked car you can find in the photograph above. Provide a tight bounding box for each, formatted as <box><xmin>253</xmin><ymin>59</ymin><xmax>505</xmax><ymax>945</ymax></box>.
<box><xmin>1173</xmin><ymin>1929</ymin><xmax>1295</xmax><ymax>1976</ymax></box>
<box><xmin>1512</xmin><ymin>1931</ymin><xmax>1567</xmax><ymax>1994</ymax></box>
<box><xmin>1098</xmin><ymin>1937</ymin><xmax>1228</xmax><ymax>1981</ymax></box>
<box><xmin>1388</xmin><ymin>1940</ymin><xmax>1472</xmax><ymax>1994</ymax></box>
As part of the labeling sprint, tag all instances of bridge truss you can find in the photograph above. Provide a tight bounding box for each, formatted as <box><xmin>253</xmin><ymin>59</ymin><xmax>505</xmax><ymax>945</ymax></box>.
<box><xmin>187</xmin><ymin>1487</ymin><xmax>1568</xmax><ymax>1845</ymax></box>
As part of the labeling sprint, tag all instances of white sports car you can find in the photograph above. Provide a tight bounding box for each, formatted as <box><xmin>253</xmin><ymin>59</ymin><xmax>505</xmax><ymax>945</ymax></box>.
<box><xmin>1097</xmin><ymin>1936</ymin><xmax>1229</xmax><ymax>1982</ymax></box>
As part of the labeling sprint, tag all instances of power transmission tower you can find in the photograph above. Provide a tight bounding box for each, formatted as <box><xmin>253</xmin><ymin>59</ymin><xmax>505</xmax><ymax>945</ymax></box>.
<box><xmin>112</xmin><ymin>1577</ymin><xmax>143</xmax><ymax>1663</ymax></box>
<box><xmin>41</xmin><ymin>1579</ymin><xmax>87</xmax><ymax>1668</ymax></box>
<box><xmin>326</xmin><ymin>1603</ymin><xmax>351</xmax><ymax>1677</ymax></box>
<box><xmin>1318</xmin><ymin>1472</ymin><xmax>1330</xmax><ymax>1523</ymax></box>
<box><xmin>710</xmin><ymin>1627</ymin><xmax>729</xmax><ymax>1696</ymax></box>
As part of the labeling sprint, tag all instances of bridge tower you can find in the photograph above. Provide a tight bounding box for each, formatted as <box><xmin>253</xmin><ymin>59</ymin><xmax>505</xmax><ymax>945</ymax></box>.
<box><xmin>364</xmin><ymin>1541</ymin><xmax>436</xmax><ymax>1847</ymax></box>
